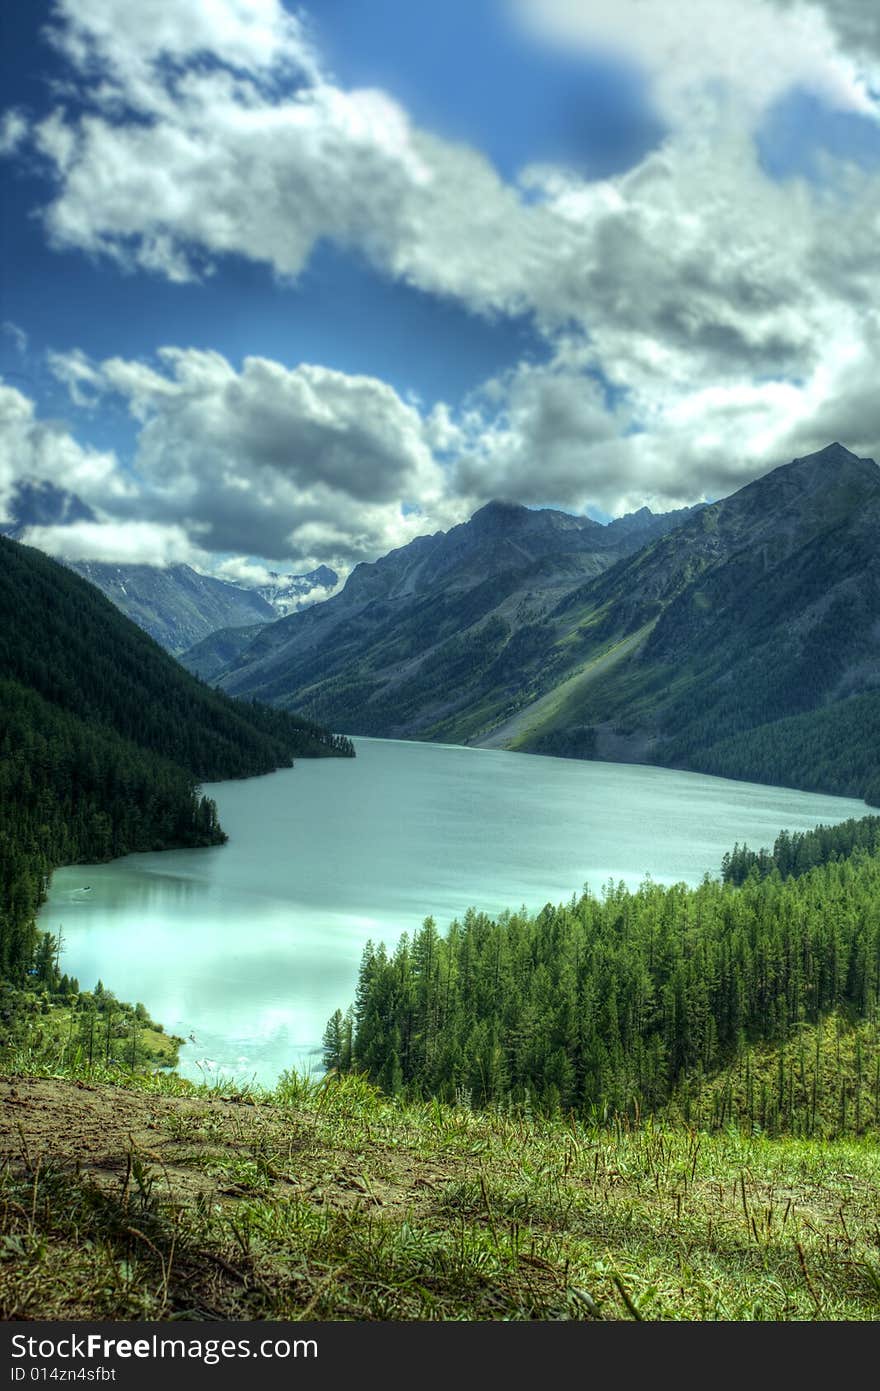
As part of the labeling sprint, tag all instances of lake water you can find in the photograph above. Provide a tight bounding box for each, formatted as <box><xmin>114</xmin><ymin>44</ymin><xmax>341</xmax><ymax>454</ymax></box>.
<box><xmin>39</xmin><ymin>738</ymin><xmax>867</xmax><ymax>1087</ymax></box>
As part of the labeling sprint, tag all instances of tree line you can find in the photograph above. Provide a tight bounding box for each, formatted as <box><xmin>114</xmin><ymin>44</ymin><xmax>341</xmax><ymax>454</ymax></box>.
<box><xmin>327</xmin><ymin>822</ymin><xmax>880</xmax><ymax>1120</ymax></box>
<box><xmin>0</xmin><ymin>534</ymin><xmax>353</xmax><ymax>988</ymax></box>
<box><xmin>722</xmin><ymin>814</ymin><xmax>880</xmax><ymax>885</ymax></box>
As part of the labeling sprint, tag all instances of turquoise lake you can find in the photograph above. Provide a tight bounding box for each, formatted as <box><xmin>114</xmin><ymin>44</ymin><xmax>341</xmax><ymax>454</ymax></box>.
<box><xmin>39</xmin><ymin>738</ymin><xmax>868</xmax><ymax>1086</ymax></box>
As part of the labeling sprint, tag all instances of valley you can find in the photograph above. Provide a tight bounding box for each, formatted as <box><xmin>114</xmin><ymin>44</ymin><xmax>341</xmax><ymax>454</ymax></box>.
<box><xmin>37</xmin><ymin>737</ymin><xmax>866</xmax><ymax>1086</ymax></box>
<box><xmin>172</xmin><ymin>442</ymin><xmax>880</xmax><ymax>805</ymax></box>
<box><xmin>4</xmin><ymin>445</ymin><xmax>880</xmax><ymax>1327</ymax></box>
<box><xmin>6</xmin><ymin>0</ymin><xmax>880</xmax><ymax>1336</ymax></box>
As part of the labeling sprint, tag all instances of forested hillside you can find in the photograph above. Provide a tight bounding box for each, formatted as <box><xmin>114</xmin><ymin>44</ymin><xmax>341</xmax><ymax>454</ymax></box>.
<box><xmin>721</xmin><ymin>814</ymin><xmax>880</xmax><ymax>884</ymax></box>
<box><xmin>332</xmin><ymin>817</ymin><xmax>880</xmax><ymax>1131</ymax></box>
<box><xmin>0</xmin><ymin>535</ymin><xmax>352</xmax><ymax>987</ymax></box>
<box><xmin>671</xmin><ymin>690</ymin><xmax>880</xmax><ymax>805</ymax></box>
<box><xmin>3</xmin><ymin>479</ymin><xmax>334</xmax><ymax>653</ymax></box>
<box><xmin>0</xmin><ymin>535</ymin><xmax>352</xmax><ymax>776</ymax></box>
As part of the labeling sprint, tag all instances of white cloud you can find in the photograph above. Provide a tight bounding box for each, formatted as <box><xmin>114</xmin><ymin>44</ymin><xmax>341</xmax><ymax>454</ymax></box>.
<box><xmin>5</xmin><ymin>1</ymin><xmax>555</xmax><ymax>312</ymax></box>
<box><xmin>48</xmin><ymin>346</ymin><xmax>455</xmax><ymax>571</ymax></box>
<box><xmin>212</xmin><ymin>556</ymin><xmax>343</xmax><ymax>607</ymax></box>
<box><xmin>1</xmin><ymin>323</ymin><xmax>28</xmax><ymax>358</ymax></box>
<box><xmin>781</xmin><ymin>0</ymin><xmax>880</xmax><ymax>72</ymax></box>
<box><xmin>8</xmin><ymin>0</ymin><xmax>876</xmax><ymax>368</ymax></box>
<box><xmin>4</xmin><ymin>0</ymin><xmax>880</xmax><ymax>552</ymax></box>
<box><xmin>45</xmin><ymin>0</ymin><xmax>320</xmax><ymax>109</ymax></box>
<box><xmin>19</xmin><ymin>519</ymin><xmax>204</xmax><ymax>566</ymax></box>
<box><xmin>521</xmin><ymin>126</ymin><xmax>864</xmax><ymax>382</ymax></box>
<box><xmin>0</xmin><ymin>110</ymin><xmax>28</xmax><ymax>156</ymax></box>
<box><xmin>46</xmin><ymin>348</ymin><xmax>101</xmax><ymax>406</ymax></box>
<box><xmin>32</xmin><ymin>77</ymin><xmax>437</xmax><ymax>285</ymax></box>
<box><xmin>455</xmin><ymin>361</ymin><xmax>619</xmax><ymax>504</ymax></box>
<box><xmin>514</xmin><ymin>0</ymin><xmax>879</xmax><ymax>125</ymax></box>
<box><xmin>454</xmin><ymin>307</ymin><xmax>880</xmax><ymax>518</ymax></box>
<box><xmin>0</xmin><ymin>379</ymin><xmax>128</xmax><ymax>523</ymax></box>
<box><xmin>213</xmin><ymin>556</ymin><xmax>277</xmax><ymax>587</ymax></box>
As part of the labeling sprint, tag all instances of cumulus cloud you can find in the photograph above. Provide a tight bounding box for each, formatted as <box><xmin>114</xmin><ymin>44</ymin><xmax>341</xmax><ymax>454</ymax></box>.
<box><xmin>2</xmin><ymin>0</ymin><xmax>573</xmax><ymax>315</ymax></box>
<box><xmin>45</xmin><ymin>0</ymin><xmax>320</xmax><ymax>106</ymax></box>
<box><xmin>455</xmin><ymin>361</ymin><xmax>619</xmax><ymax>504</ymax></box>
<box><xmin>213</xmin><ymin>556</ymin><xmax>278</xmax><ymax>588</ymax></box>
<box><xmin>0</xmin><ymin>379</ymin><xmax>128</xmax><ymax>523</ymax></box>
<box><xmin>514</xmin><ymin>0</ymin><xmax>878</xmax><ymax>124</ymax></box>
<box><xmin>6</xmin><ymin>0</ymin><xmax>877</xmax><ymax>368</ymax></box>
<box><xmin>2</xmin><ymin>362</ymin><xmax>452</xmax><ymax>578</ymax></box>
<box><xmin>48</xmin><ymin>346</ymin><xmax>455</xmax><ymax>571</ymax></box>
<box><xmin>526</xmin><ymin>123</ymin><xmax>880</xmax><ymax>387</ymax></box>
<box><xmin>19</xmin><ymin>520</ymin><xmax>205</xmax><ymax>566</ymax></box>
<box><xmin>455</xmin><ymin>312</ymin><xmax>880</xmax><ymax>519</ymax></box>
<box><xmin>31</xmin><ymin>78</ymin><xmax>437</xmax><ymax>286</ymax></box>
<box><xmin>4</xmin><ymin>0</ymin><xmax>880</xmax><ymax>555</ymax></box>
<box><xmin>0</xmin><ymin>379</ymin><xmax>209</xmax><ymax>569</ymax></box>
<box><xmin>782</xmin><ymin>0</ymin><xmax>880</xmax><ymax>71</ymax></box>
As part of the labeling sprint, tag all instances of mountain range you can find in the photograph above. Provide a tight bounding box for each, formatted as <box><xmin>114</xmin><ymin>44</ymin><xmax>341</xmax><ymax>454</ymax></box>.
<box><xmin>181</xmin><ymin>496</ymin><xmax>701</xmax><ymax>720</ymax></box>
<box><xmin>181</xmin><ymin>443</ymin><xmax>880</xmax><ymax>803</ymax></box>
<box><xmin>1</xmin><ymin>480</ymin><xmax>337</xmax><ymax>652</ymax></box>
<box><xmin>254</xmin><ymin>565</ymin><xmax>338</xmax><ymax>616</ymax></box>
<box><xmin>65</xmin><ymin>561</ymin><xmax>278</xmax><ymax>654</ymax></box>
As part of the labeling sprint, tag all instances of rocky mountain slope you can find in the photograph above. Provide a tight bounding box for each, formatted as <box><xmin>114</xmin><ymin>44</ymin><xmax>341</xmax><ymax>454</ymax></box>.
<box><xmin>67</xmin><ymin>561</ymin><xmax>277</xmax><ymax>654</ymax></box>
<box><xmin>186</xmin><ymin>442</ymin><xmax>880</xmax><ymax>801</ymax></box>
<box><xmin>503</xmin><ymin>443</ymin><xmax>880</xmax><ymax>800</ymax></box>
<box><xmin>184</xmin><ymin>498</ymin><xmax>699</xmax><ymax>734</ymax></box>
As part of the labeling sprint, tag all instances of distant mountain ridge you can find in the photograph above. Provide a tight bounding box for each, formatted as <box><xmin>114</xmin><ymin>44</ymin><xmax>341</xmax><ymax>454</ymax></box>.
<box><xmin>1</xmin><ymin>480</ymin><xmax>337</xmax><ymax>652</ymax></box>
<box><xmin>67</xmin><ymin>561</ymin><xmax>337</xmax><ymax>652</ymax></box>
<box><xmin>184</xmin><ymin>443</ymin><xmax>880</xmax><ymax>803</ymax></box>
<box><xmin>256</xmin><ymin>565</ymin><xmax>338</xmax><ymax>616</ymax></box>
<box><xmin>182</xmin><ymin>496</ymin><xmax>703</xmax><ymax>734</ymax></box>
<box><xmin>66</xmin><ymin>561</ymin><xmax>276</xmax><ymax>654</ymax></box>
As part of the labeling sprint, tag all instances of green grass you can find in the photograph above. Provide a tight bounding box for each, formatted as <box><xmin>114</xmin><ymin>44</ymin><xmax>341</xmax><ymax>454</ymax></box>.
<box><xmin>508</xmin><ymin>626</ymin><xmax>655</xmax><ymax>751</ymax></box>
<box><xmin>1</xmin><ymin>983</ymin><xmax>182</xmax><ymax>1071</ymax></box>
<box><xmin>670</xmin><ymin>1016</ymin><xmax>880</xmax><ymax>1139</ymax></box>
<box><xmin>2</xmin><ymin>1052</ymin><xmax>880</xmax><ymax>1321</ymax></box>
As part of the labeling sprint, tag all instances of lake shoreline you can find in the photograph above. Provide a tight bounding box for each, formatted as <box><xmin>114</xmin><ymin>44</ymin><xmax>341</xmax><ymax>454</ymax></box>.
<box><xmin>40</xmin><ymin>737</ymin><xmax>868</xmax><ymax>1089</ymax></box>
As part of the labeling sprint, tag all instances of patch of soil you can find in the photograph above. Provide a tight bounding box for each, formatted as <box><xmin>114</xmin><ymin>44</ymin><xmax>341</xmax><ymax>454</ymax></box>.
<box><xmin>0</xmin><ymin>1076</ymin><xmax>460</xmax><ymax>1218</ymax></box>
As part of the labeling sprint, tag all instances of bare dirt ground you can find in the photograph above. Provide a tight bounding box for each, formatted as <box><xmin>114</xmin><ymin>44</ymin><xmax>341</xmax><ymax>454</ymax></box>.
<box><xmin>3</xmin><ymin>1073</ymin><xmax>879</xmax><ymax>1320</ymax></box>
<box><xmin>0</xmin><ymin>1075</ymin><xmax>456</xmax><ymax>1217</ymax></box>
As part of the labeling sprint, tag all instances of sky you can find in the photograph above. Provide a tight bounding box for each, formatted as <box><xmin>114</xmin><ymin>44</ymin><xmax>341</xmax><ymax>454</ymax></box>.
<box><xmin>1</xmin><ymin>0</ymin><xmax>880</xmax><ymax>584</ymax></box>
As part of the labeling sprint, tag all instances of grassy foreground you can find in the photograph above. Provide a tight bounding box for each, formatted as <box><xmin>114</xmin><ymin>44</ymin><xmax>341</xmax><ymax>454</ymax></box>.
<box><xmin>2</xmin><ymin>1056</ymin><xmax>880</xmax><ymax>1321</ymax></box>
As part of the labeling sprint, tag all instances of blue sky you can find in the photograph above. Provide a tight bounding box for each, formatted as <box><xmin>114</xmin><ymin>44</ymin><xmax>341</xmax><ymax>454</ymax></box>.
<box><xmin>0</xmin><ymin>1</ymin><xmax>660</xmax><ymax>420</ymax></box>
<box><xmin>2</xmin><ymin>0</ymin><xmax>880</xmax><ymax>580</ymax></box>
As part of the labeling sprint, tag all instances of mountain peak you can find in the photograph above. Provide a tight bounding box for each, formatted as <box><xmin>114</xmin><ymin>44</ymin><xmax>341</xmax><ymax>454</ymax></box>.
<box><xmin>792</xmin><ymin>441</ymin><xmax>867</xmax><ymax>467</ymax></box>
<box><xmin>468</xmin><ymin>501</ymin><xmax>604</xmax><ymax>539</ymax></box>
<box><xmin>811</xmin><ymin>440</ymin><xmax>858</xmax><ymax>458</ymax></box>
<box><xmin>772</xmin><ymin>442</ymin><xmax>879</xmax><ymax>494</ymax></box>
<box><xmin>469</xmin><ymin>499</ymin><xmax>531</xmax><ymax>531</ymax></box>
<box><xmin>4</xmin><ymin>479</ymin><xmax>97</xmax><ymax>533</ymax></box>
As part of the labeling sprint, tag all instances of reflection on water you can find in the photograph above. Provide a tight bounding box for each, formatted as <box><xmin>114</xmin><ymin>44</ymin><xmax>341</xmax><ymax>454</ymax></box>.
<box><xmin>40</xmin><ymin>737</ymin><xmax>867</xmax><ymax>1088</ymax></box>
